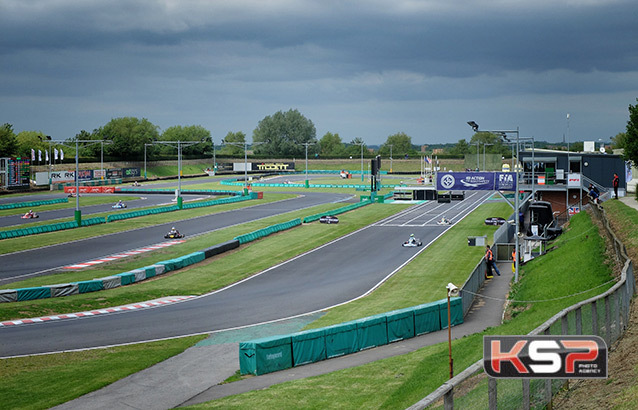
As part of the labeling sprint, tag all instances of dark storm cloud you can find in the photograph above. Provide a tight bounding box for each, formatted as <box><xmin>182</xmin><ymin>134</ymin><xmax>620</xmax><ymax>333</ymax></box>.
<box><xmin>1</xmin><ymin>0</ymin><xmax>637</xmax><ymax>143</ymax></box>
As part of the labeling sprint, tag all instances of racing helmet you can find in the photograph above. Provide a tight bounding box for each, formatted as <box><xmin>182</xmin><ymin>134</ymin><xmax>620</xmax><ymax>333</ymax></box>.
<box><xmin>410</xmin><ymin>233</ymin><xmax>415</xmax><ymax>237</ymax></box>
<box><xmin>172</xmin><ymin>226</ymin><xmax>176</xmax><ymax>230</ymax></box>
<box><xmin>29</xmin><ymin>210</ymin><xmax>33</xmax><ymax>213</ymax></box>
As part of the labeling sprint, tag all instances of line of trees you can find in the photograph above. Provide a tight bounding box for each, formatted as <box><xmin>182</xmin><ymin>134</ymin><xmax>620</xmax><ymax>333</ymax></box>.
<box><xmin>2</xmin><ymin>102</ymin><xmax>636</xmax><ymax>163</ymax></box>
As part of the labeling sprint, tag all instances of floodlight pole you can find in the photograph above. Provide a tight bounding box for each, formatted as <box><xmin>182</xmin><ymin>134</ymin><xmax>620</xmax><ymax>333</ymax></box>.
<box><xmin>300</xmin><ymin>142</ymin><xmax>315</xmax><ymax>188</ymax></box>
<box><xmin>469</xmin><ymin>122</ymin><xmax>521</xmax><ymax>282</ymax></box>
<box><xmin>389</xmin><ymin>144</ymin><xmax>393</xmax><ymax>173</ymax></box>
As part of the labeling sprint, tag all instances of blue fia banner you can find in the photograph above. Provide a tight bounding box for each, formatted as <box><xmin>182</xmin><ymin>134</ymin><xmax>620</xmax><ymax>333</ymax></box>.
<box><xmin>437</xmin><ymin>172</ymin><xmax>517</xmax><ymax>191</ymax></box>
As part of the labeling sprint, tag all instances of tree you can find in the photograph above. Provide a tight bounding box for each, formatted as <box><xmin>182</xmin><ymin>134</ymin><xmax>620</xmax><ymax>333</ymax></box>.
<box><xmin>253</xmin><ymin>109</ymin><xmax>317</xmax><ymax>157</ymax></box>
<box><xmin>0</xmin><ymin>123</ymin><xmax>18</xmax><ymax>157</ymax></box>
<box><xmin>345</xmin><ymin>137</ymin><xmax>367</xmax><ymax>157</ymax></box>
<box><xmin>319</xmin><ymin>132</ymin><xmax>345</xmax><ymax>156</ymax></box>
<box><xmin>623</xmin><ymin>98</ymin><xmax>638</xmax><ymax>165</ymax></box>
<box><xmin>161</xmin><ymin>125</ymin><xmax>211</xmax><ymax>156</ymax></box>
<box><xmin>93</xmin><ymin>117</ymin><xmax>160</xmax><ymax>160</ymax></box>
<box><xmin>469</xmin><ymin>132</ymin><xmax>509</xmax><ymax>156</ymax></box>
<box><xmin>611</xmin><ymin>132</ymin><xmax>627</xmax><ymax>150</ymax></box>
<box><xmin>220</xmin><ymin>131</ymin><xmax>246</xmax><ymax>156</ymax></box>
<box><xmin>379</xmin><ymin>132</ymin><xmax>413</xmax><ymax>157</ymax></box>
<box><xmin>449</xmin><ymin>139</ymin><xmax>470</xmax><ymax>156</ymax></box>
<box><xmin>15</xmin><ymin>131</ymin><xmax>47</xmax><ymax>159</ymax></box>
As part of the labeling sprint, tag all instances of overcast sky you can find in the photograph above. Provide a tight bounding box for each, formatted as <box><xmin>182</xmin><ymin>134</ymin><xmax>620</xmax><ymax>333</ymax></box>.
<box><xmin>1</xmin><ymin>0</ymin><xmax>637</xmax><ymax>145</ymax></box>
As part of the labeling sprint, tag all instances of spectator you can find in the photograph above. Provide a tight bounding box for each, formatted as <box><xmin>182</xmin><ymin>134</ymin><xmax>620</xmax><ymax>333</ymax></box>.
<box><xmin>613</xmin><ymin>173</ymin><xmax>619</xmax><ymax>199</ymax></box>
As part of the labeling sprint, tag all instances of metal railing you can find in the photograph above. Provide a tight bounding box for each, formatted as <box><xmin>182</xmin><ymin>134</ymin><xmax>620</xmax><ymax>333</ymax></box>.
<box><xmin>407</xmin><ymin>203</ymin><xmax>635</xmax><ymax>410</ymax></box>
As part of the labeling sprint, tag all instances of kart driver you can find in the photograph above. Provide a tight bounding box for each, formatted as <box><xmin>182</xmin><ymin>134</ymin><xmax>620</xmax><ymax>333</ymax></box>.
<box><xmin>169</xmin><ymin>226</ymin><xmax>180</xmax><ymax>236</ymax></box>
<box><xmin>117</xmin><ymin>199</ymin><xmax>123</xmax><ymax>206</ymax></box>
<box><xmin>408</xmin><ymin>233</ymin><xmax>417</xmax><ymax>244</ymax></box>
<box><xmin>25</xmin><ymin>210</ymin><xmax>34</xmax><ymax>217</ymax></box>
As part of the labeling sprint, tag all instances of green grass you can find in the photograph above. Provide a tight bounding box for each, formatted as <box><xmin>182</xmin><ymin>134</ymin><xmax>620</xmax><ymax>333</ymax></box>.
<box><xmin>0</xmin><ymin>202</ymin><xmax>621</xmax><ymax>410</ymax></box>
<box><xmin>0</xmin><ymin>335</ymin><xmax>207</xmax><ymax>410</ymax></box>
<box><xmin>187</xmin><ymin>210</ymin><xmax>617</xmax><ymax>409</ymax></box>
<box><xmin>0</xmin><ymin>193</ymin><xmax>295</xmax><ymax>255</ymax></box>
<box><xmin>0</xmin><ymin>202</ymin><xmax>410</xmax><ymax>321</ymax></box>
<box><xmin>147</xmin><ymin>164</ymin><xmax>210</xmax><ymax>177</ymax></box>
<box><xmin>0</xmin><ymin>196</ymin><xmax>141</xmax><ymax>218</ymax></box>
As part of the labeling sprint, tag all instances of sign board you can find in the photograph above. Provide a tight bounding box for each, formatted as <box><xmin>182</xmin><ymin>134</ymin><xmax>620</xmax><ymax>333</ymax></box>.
<box><xmin>568</xmin><ymin>173</ymin><xmax>581</xmax><ymax>188</ymax></box>
<box><xmin>7</xmin><ymin>157</ymin><xmax>30</xmax><ymax>188</ymax></box>
<box><xmin>583</xmin><ymin>141</ymin><xmax>595</xmax><ymax>152</ymax></box>
<box><xmin>436</xmin><ymin>172</ymin><xmax>517</xmax><ymax>191</ymax></box>
<box><xmin>233</xmin><ymin>162</ymin><xmax>252</xmax><ymax>172</ymax></box>
<box><xmin>255</xmin><ymin>162</ymin><xmax>295</xmax><ymax>171</ymax></box>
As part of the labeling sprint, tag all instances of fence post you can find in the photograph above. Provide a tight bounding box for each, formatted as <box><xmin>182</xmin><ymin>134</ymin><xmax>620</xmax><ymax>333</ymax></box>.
<box><xmin>443</xmin><ymin>389</ymin><xmax>453</xmax><ymax>410</ymax></box>
<box><xmin>522</xmin><ymin>379</ymin><xmax>530</xmax><ymax>410</ymax></box>
<box><xmin>544</xmin><ymin>328</ymin><xmax>553</xmax><ymax>408</ymax></box>
<box><xmin>575</xmin><ymin>307</ymin><xmax>582</xmax><ymax>335</ymax></box>
<box><xmin>488</xmin><ymin>377</ymin><xmax>497</xmax><ymax>410</ymax></box>
<box><xmin>592</xmin><ymin>301</ymin><xmax>599</xmax><ymax>336</ymax></box>
<box><xmin>605</xmin><ymin>295</ymin><xmax>612</xmax><ymax>346</ymax></box>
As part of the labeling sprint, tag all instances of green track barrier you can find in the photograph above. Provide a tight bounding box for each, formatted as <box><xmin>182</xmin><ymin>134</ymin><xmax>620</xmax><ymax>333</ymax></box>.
<box><xmin>234</xmin><ymin>218</ymin><xmax>301</xmax><ymax>245</ymax></box>
<box><xmin>291</xmin><ymin>329</ymin><xmax>326</xmax><ymax>367</ymax></box>
<box><xmin>239</xmin><ymin>335</ymin><xmax>293</xmax><ymax>375</ymax></box>
<box><xmin>0</xmin><ymin>197</ymin><xmax>68</xmax><ymax>210</ymax></box>
<box><xmin>75</xmin><ymin>280</ymin><xmax>104</xmax><ymax>294</ymax></box>
<box><xmin>302</xmin><ymin>200</ymin><xmax>371</xmax><ymax>223</ymax></box>
<box><xmin>16</xmin><ymin>287</ymin><xmax>51</xmax><ymax>301</ymax></box>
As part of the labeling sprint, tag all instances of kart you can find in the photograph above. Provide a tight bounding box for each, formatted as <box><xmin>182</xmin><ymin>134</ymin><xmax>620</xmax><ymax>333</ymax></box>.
<box><xmin>164</xmin><ymin>232</ymin><xmax>185</xmax><ymax>239</ymax></box>
<box><xmin>21</xmin><ymin>213</ymin><xmax>39</xmax><ymax>219</ymax></box>
<box><xmin>112</xmin><ymin>203</ymin><xmax>127</xmax><ymax>209</ymax></box>
<box><xmin>319</xmin><ymin>215</ymin><xmax>339</xmax><ymax>224</ymax></box>
<box><xmin>437</xmin><ymin>218</ymin><xmax>451</xmax><ymax>225</ymax></box>
<box><xmin>402</xmin><ymin>239</ymin><xmax>422</xmax><ymax>247</ymax></box>
<box><xmin>484</xmin><ymin>217</ymin><xmax>506</xmax><ymax>226</ymax></box>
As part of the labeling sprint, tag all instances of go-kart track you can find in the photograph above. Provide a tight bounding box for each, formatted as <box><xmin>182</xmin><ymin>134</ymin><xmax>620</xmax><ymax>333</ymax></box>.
<box><xmin>0</xmin><ymin>185</ymin><xmax>491</xmax><ymax>358</ymax></box>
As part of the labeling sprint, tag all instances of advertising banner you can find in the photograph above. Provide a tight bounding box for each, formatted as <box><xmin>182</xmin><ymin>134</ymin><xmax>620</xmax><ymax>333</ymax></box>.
<box><xmin>64</xmin><ymin>186</ymin><xmax>115</xmax><ymax>194</ymax></box>
<box><xmin>123</xmin><ymin>167</ymin><xmax>141</xmax><ymax>178</ymax></box>
<box><xmin>568</xmin><ymin>173</ymin><xmax>581</xmax><ymax>188</ymax></box>
<box><xmin>233</xmin><ymin>162</ymin><xmax>252</xmax><ymax>172</ymax></box>
<box><xmin>107</xmin><ymin>168</ymin><xmax>123</xmax><ymax>178</ymax></box>
<box><xmin>255</xmin><ymin>162</ymin><xmax>295</xmax><ymax>171</ymax></box>
<box><xmin>94</xmin><ymin>169</ymin><xmax>106</xmax><ymax>179</ymax></box>
<box><xmin>437</xmin><ymin>172</ymin><xmax>517</xmax><ymax>191</ymax></box>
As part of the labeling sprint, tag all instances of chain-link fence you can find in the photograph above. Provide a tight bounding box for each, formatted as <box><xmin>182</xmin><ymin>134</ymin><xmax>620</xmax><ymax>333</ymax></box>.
<box><xmin>407</xmin><ymin>204</ymin><xmax>635</xmax><ymax>410</ymax></box>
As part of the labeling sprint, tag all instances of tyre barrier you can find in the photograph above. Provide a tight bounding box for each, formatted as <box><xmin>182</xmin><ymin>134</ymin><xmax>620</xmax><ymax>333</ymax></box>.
<box><xmin>219</xmin><ymin>178</ymin><xmax>394</xmax><ymax>190</ymax></box>
<box><xmin>302</xmin><ymin>200</ymin><xmax>371</xmax><ymax>224</ymax></box>
<box><xmin>234</xmin><ymin>218</ymin><xmax>302</xmax><ymax>245</ymax></box>
<box><xmin>239</xmin><ymin>298</ymin><xmax>462</xmax><ymax>376</ymax></box>
<box><xmin>0</xmin><ymin>220</ymin><xmax>80</xmax><ymax>240</ymax></box>
<box><xmin>115</xmin><ymin>188</ymin><xmax>243</xmax><ymax>197</ymax></box>
<box><xmin>0</xmin><ymin>197</ymin><xmax>68</xmax><ymax>210</ymax></box>
<box><xmin>106</xmin><ymin>205</ymin><xmax>180</xmax><ymax>222</ymax></box>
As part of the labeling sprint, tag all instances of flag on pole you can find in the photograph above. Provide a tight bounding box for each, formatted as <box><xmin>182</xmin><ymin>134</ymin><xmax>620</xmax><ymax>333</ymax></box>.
<box><xmin>60</xmin><ymin>149</ymin><xmax>64</xmax><ymax>160</ymax></box>
<box><xmin>31</xmin><ymin>149</ymin><xmax>35</xmax><ymax>161</ymax></box>
<box><xmin>54</xmin><ymin>148</ymin><xmax>59</xmax><ymax>160</ymax></box>
<box><xmin>38</xmin><ymin>150</ymin><xmax>42</xmax><ymax>162</ymax></box>
<box><xmin>425</xmin><ymin>156</ymin><xmax>431</xmax><ymax>164</ymax></box>
<box><xmin>45</xmin><ymin>150</ymin><xmax>49</xmax><ymax>162</ymax></box>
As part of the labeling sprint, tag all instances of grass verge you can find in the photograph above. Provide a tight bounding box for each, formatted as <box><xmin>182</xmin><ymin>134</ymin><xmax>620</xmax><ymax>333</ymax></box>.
<box><xmin>0</xmin><ymin>335</ymin><xmax>207</xmax><ymax>410</ymax></box>
<box><xmin>185</xmin><ymin>209</ymin><xmax>616</xmax><ymax>409</ymax></box>
<box><xmin>0</xmin><ymin>196</ymin><xmax>141</xmax><ymax>218</ymax></box>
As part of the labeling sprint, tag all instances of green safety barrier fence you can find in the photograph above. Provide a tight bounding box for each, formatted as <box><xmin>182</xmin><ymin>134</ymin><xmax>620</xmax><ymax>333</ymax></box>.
<box><xmin>0</xmin><ymin>220</ymin><xmax>79</xmax><ymax>240</ymax></box>
<box><xmin>181</xmin><ymin>195</ymin><xmax>252</xmax><ymax>209</ymax></box>
<box><xmin>302</xmin><ymin>200</ymin><xmax>372</xmax><ymax>224</ymax></box>
<box><xmin>239</xmin><ymin>298</ymin><xmax>462</xmax><ymax>375</ymax></box>
<box><xmin>234</xmin><ymin>218</ymin><xmax>301</xmax><ymax>245</ymax></box>
<box><xmin>0</xmin><ymin>197</ymin><xmax>68</xmax><ymax>210</ymax></box>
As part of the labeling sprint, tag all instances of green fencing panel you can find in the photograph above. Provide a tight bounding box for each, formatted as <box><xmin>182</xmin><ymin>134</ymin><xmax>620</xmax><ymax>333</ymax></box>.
<box><xmin>239</xmin><ymin>335</ymin><xmax>293</xmax><ymax>375</ymax></box>
<box><xmin>157</xmin><ymin>260</ymin><xmax>175</xmax><ymax>272</ymax></box>
<box><xmin>324</xmin><ymin>321</ymin><xmax>359</xmax><ymax>359</ymax></box>
<box><xmin>386</xmin><ymin>307</ymin><xmax>415</xmax><ymax>342</ymax></box>
<box><xmin>439</xmin><ymin>297</ymin><xmax>463</xmax><ymax>329</ymax></box>
<box><xmin>291</xmin><ymin>329</ymin><xmax>326</xmax><ymax>366</ymax></box>
<box><xmin>355</xmin><ymin>314</ymin><xmax>388</xmax><ymax>350</ymax></box>
<box><xmin>143</xmin><ymin>266</ymin><xmax>157</xmax><ymax>279</ymax></box>
<box><xmin>414</xmin><ymin>301</ymin><xmax>441</xmax><ymax>335</ymax></box>
<box><xmin>75</xmin><ymin>280</ymin><xmax>105</xmax><ymax>294</ymax></box>
<box><xmin>17</xmin><ymin>287</ymin><xmax>51</xmax><ymax>301</ymax></box>
<box><xmin>116</xmin><ymin>272</ymin><xmax>136</xmax><ymax>286</ymax></box>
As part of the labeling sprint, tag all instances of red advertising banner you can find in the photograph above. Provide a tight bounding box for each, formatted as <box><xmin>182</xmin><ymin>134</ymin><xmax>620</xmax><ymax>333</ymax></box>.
<box><xmin>64</xmin><ymin>186</ymin><xmax>115</xmax><ymax>194</ymax></box>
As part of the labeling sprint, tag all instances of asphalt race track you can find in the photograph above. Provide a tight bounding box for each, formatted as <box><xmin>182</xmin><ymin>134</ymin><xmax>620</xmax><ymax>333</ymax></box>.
<box><xmin>0</xmin><ymin>191</ymin><xmax>350</xmax><ymax>284</ymax></box>
<box><xmin>0</xmin><ymin>191</ymin><xmax>491</xmax><ymax>357</ymax></box>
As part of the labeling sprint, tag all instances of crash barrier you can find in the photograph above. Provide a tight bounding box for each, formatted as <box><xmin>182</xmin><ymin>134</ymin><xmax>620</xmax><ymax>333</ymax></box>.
<box><xmin>115</xmin><ymin>188</ymin><xmax>243</xmax><ymax>196</ymax></box>
<box><xmin>407</xmin><ymin>205</ymin><xmax>635</xmax><ymax>410</ymax></box>
<box><xmin>220</xmin><ymin>178</ymin><xmax>393</xmax><ymax>190</ymax></box>
<box><xmin>181</xmin><ymin>194</ymin><xmax>253</xmax><ymax>210</ymax></box>
<box><xmin>234</xmin><ymin>218</ymin><xmax>302</xmax><ymax>245</ymax></box>
<box><xmin>0</xmin><ymin>197</ymin><xmax>68</xmax><ymax>210</ymax></box>
<box><xmin>0</xmin><ymin>220</ymin><xmax>79</xmax><ymax>240</ymax></box>
<box><xmin>106</xmin><ymin>205</ymin><xmax>180</xmax><ymax>222</ymax></box>
<box><xmin>302</xmin><ymin>200</ymin><xmax>372</xmax><ymax>224</ymax></box>
<box><xmin>239</xmin><ymin>298</ymin><xmax>463</xmax><ymax>375</ymax></box>
<box><xmin>202</xmin><ymin>239</ymin><xmax>240</xmax><ymax>258</ymax></box>
<box><xmin>55</xmin><ymin>179</ymin><xmax>122</xmax><ymax>190</ymax></box>
<box><xmin>290</xmin><ymin>170</ymin><xmax>388</xmax><ymax>175</ymax></box>
<box><xmin>64</xmin><ymin>186</ymin><xmax>115</xmax><ymax>194</ymax></box>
